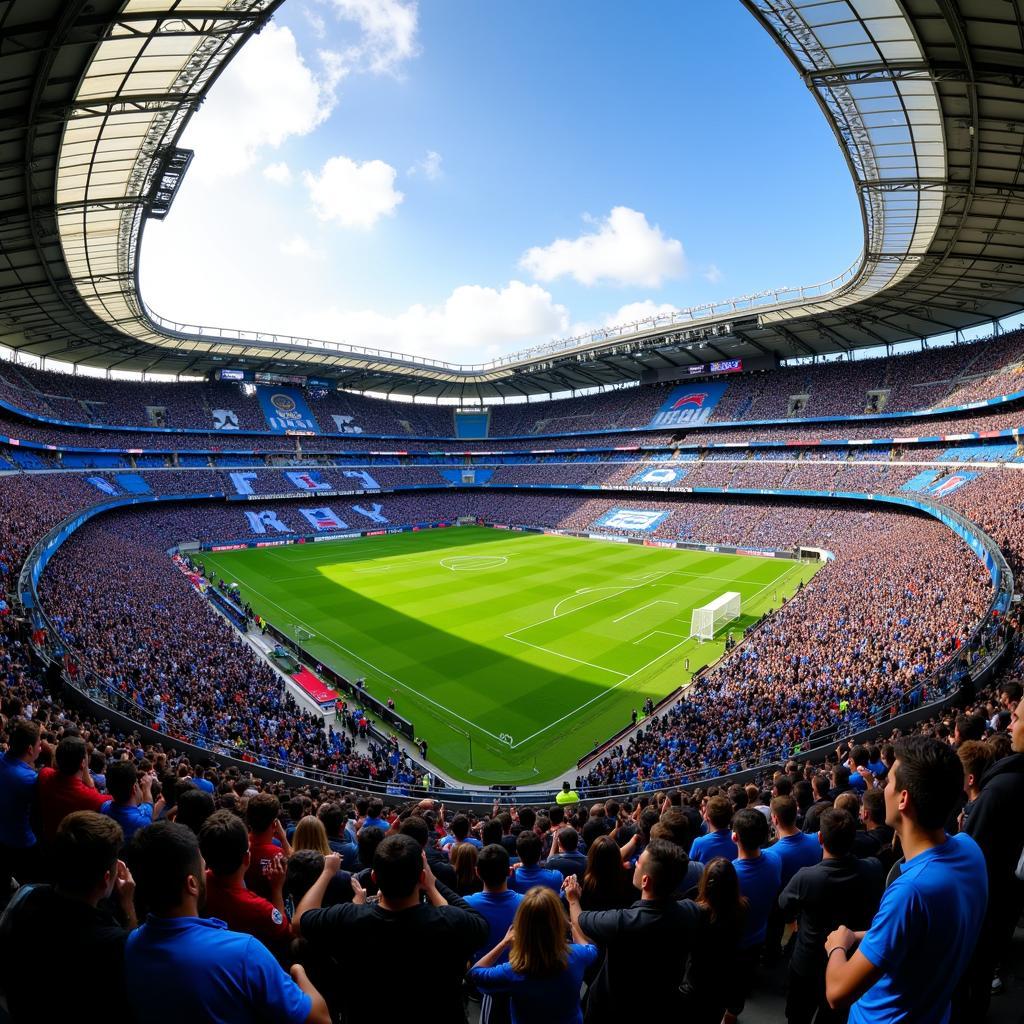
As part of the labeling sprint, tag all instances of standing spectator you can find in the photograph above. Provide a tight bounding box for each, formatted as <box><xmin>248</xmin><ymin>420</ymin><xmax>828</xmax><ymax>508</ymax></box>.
<box><xmin>679</xmin><ymin>858</ymin><xmax>747</xmax><ymax>1024</ymax></box>
<box><xmin>802</xmin><ymin>775</ymin><xmax>833</xmax><ymax>834</ymax></box>
<box><xmin>851</xmin><ymin>789</ymin><xmax>895</xmax><ymax>864</ymax></box>
<box><xmin>400</xmin><ymin>814</ymin><xmax>457</xmax><ymax>889</ymax></box>
<box><xmin>824</xmin><ymin>737</ymin><xmax>987</xmax><ymax>1022</ymax></box>
<box><xmin>955</xmin><ymin>740</ymin><xmax>991</xmax><ymax>832</ymax></box>
<box><xmin>100</xmin><ymin>760</ymin><xmax>164</xmax><ymax>842</ymax></box>
<box><xmin>466</xmin><ymin>844</ymin><xmax>524</xmax><ymax>963</ymax></box>
<box><xmin>568</xmin><ymin>839</ymin><xmax>699</xmax><ymax>1021</ymax></box>
<box><xmin>510</xmin><ymin>832</ymin><xmax>562</xmax><ymax>894</ymax></box>
<box><xmin>361</xmin><ymin>797</ymin><xmax>390</xmax><ymax>831</ymax></box>
<box><xmin>35</xmin><ymin>735</ymin><xmax>108</xmax><ymax>844</ymax></box>
<box><xmin>770</xmin><ymin>795</ymin><xmax>822</xmax><ymax>889</ymax></box>
<box><xmin>690</xmin><ymin>795</ymin><xmax>737</xmax><ymax>864</ymax></box>
<box><xmin>317</xmin><ymin>803</ymin><xmax>358</xmax><ymax>869</ymax></box>
<box><xmin>469</xmin><ymin>886</ymin><xmax>598</xmax><ymax>1024</ymax></box>
<box><xmin>293</xmin><ymin>834</ymin><xmax>488</xmax><ymax>1024</ymax></box>
<box><xmin>545</xmin><ymin>827</ymin><xmax>587</xmax><ymax>879</ymax></box>
<box><xmin>578</xmin><ymin>834</ymin><xmax>637</xmax><ymax>911</ymax></box>
<box><xmin>0</xmin><ymin>811</ymin><xmax>136</xmax><ymax>1022</ymax></box>
<box><xmin>245</xmin><ymin>792</ymin><xmax>292</xmax><ymax>899</ymax></box>
<box><xmin>451</xmin><ymin>842</ymin><xmax>483</xmax><ymax>897</ymax></box>
<box><xmin>0</xmin><ymin>718</ymin><xmax>40</xmax><ymax>895</ymax></box>
<box><xmin>199</xmin><ymin>810</ymin><xmax>292</xmax><ymax>957</ymax></box>
<box><xmin>124</xmin><ymin>821</ymin><xmax>329</xmax><ymax>1024</ymax></box>
<box><xmin>779</xmin><ymin>808</ymin><xmax>883</xmax><ymax>1024</ymax></box>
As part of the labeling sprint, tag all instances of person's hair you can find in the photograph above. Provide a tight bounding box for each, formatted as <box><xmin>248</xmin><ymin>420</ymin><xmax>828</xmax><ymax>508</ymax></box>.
<box><xmin>516</xmin><ymin>830</ymin><xmax>542</xmax><ymax>867</ymax></box>
<box><xmin>987</xmin><ymin>731</ymin><xmax>1012</xmax><ymax>762</ymax></box>
<box><xmin>819</xmin><ymin>808</ymin><xmax>856</xmax><ymax>857</ymax></box>
<box><xmin>957</xmin><ymin>740</ymin><xmax>993</xmax><ymax>788</ymax></box>
<box><xmin>367</xmin><ymin>797</ymin><xmax>384</xmax><ymax>819</ymax></box>
<box><xmin>451</xmin><ymin>814</ymin><xmax>470</xmax><ymax>841</ymax></box>
<box><xmin>451</xmin><ymin>842</ymin><xmax>478</xmax><ymax>890</ymax></box>
<box><xmin>481</xmin><ymin>818</ymin><xmax>502</xmax><ymax>846</ymax></box>
<box><xmin>508</xmin><ymin>887</ymin><xmax>569</xmax><ymax>977</ymax></box>
<box><xmin>773</xmin><ymin>776</ymin><xmax>793</xmax><ymax>797</ymax></box>
<box><xmin>697</xmin><ymin>857</ymin><xmax>747</xmax><ymax>933</ymax></box>
<box><xmin>372</xmin><ymin>833</ymin><xmax>422</xmax><ymax>900</ymax></box>
<box><xmin>175</xmin><ymin>788</ymin><xmax>215</xmax><ymax>835</ymax></box>
<box><xmin>726</xmin><ymin>784</ymin><xmax>748</xmax><ymax>809</ymax></box>
<box><xmin>732</xmin><ymin>808</ymin><xmax>769</xmax><ymax>853</ymax></box>
<box><xmin>651</xmin><ymin>808</ymin><xmax>691</xmax><ymax>851</ymax></box>
<box><xmin>832</xmin><ymin>764</ymin><xmax>851</xmax><ymax>787</ymax></box>
<box><xmin>55</xmin><ymin>736</ymin><xmax>87</xmax><ymax>776</ymax></box>
<box><xmin>7</xmin><ymin>718</ymin><xmax>40</xmax><ymax>757</ymax></box>
<box><xmin>128</xmin><ymin>820</ymin><xmax>203</xmax><ymax>915</ymax></box>
<box><xmin>293</xmin><ymin>815</ymin><xmax>331</xmax><ymax>855</ymax></box>
<box><xmin>793</xmin><ymin>780</ymin><xmax>812</xmax><ymax>811</ymax></box>
<box><xmin>357</xmin><ymin>825</ymin><xmax>385</xmax><ymax>869</ymax></box>
<box><xmin>862</xmin><ymin>789</ymin><xmax>886</xmax><ymax>826</ymax></box>
<box><xmin>557</xmin><ymin>826</ymin><xmax>579</xmax><ymax>852</ymax></box>
<box><xmin>582</xmin><ymin>834</ymin><xmax>630</xmax><ymax>902</ymax></box>
<box><xmin>285</xmin><ymin>849</ymin><xmax>326</xmax><ymax>905</ymax></box>
<box><xmin>955</xmin><ymin>713</ymin><xmax>986</xmax><ymax>743</ymax></box>
<box><xmin>199</xmin><ymin>809</ymin><xmax>249</xmax><ymax>875</ymax></box>
<box><xmin>318</xmin><ymin>802</ymin><xmax>344</xmax><ymax>839</ymax></box>
<box><xmin>639</xmin><ymin>839</ymin><xmax>688</xmax><ymax>900</ymax></box>
<box><xmin>770</xmin><ymin>795</ymin><xmax>797</xmax><ymax>829</ymax></box>
<box><xmin>581</xmin><ymin>818</ymin><xmax>607</xmax><ymax>849</ymax></box>
<box><xmin>850</xmin><ymin>745</ymin><xmax>869</xmax><ymax>768</ymax></box>
<box><xmin>811</xmin><ymin>774</ymin><xmax>830</xmax><ymax>799</ymax></box>
<box><xmin>245</xmin><ymin>792</ymin><xmax>280</xmax><ymax>834</ymax></box>
<box><xmin>705</xmin><ymin>795</ymin><xmax>733</xmax><ymax>830</ymax></box>
<box><xmin>105</xmin><ymin>760</ymin><xmax>139</xmax><ymax>804</ymax></box>
<box><xmin>53</xmin><ymin>811</ymin><xmax>122</xmax><ymax>894</ymax></box>
<box><xmin>893</xmin><ymin>736</ymin><xmax>966</xmax><ymax>830</ymax></box>
<box><xmin>834</xmin><ymin>792</ymin><xmax>861</xmax><ymax>819</ymax></box>
<box><xmin>518</xmin><ymin>807</ymin><xmax>536</xmax><ymax>831</ymax></box>
<box><xmin>476</xmin><ymin>843</ymin><xmax>510</xmax><ymax>888</ymax></box>
<box><xmin>399</xmin><ymin>815</ymin><xmax>429</xmax><ymax>848</ymax></box>
<box><xmin>549</xmin><ymin>805</ymin><xmax>564</xmax><ymax>826</ymax></box>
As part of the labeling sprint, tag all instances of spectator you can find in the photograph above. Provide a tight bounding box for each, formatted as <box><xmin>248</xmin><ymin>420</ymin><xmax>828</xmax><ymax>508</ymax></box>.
<box><xmin>0</xmin><ymin>718</ymin><xmax>41</xmax><ymax>895</ymax></box>
<box><xmin>199</xmin><ymin>809</ymin><xmax>292</xmax><ymax>956</ymax></box>
<box><xmin>578</xmin><ymin>834</ymin><xmax>637</xmax><ymax>911</ymax></box>
<box><xmin>556</xmin><ymin>780</ymin><xmax>580</xmax><ymax>805</ymax></box>
<box><xmin>679</xmin><ymin>857</ymin><xmax>747</xmax><ymax>1024</ymax></box>
<box><xmin>510</xmin><ymin>831</ymin><xmax>562</xmax><ymax>894</ymax></box>
<box><xmin>361</xmin><ymin>796</ymin><xmax>390</xmax><ymax>831</ymax></box>
<box><xmin>451</xmin><ymin>842</ymin><xmax>483</xmax><ymax>897</ymax></box>
<box><xmin>100</xmin><ymin>760</ymin><xmax>164</xmax><ymax>842</ymax></box>
<box><xmin>174</xmin><ymin>787</ymin><xmax>214</xmax><ymax>835</ymax></box>
<box><xmin>851</xmin><ymin>789</ymin><xmax>895</xmax><ymax>864</ymax></box>
<box><xmin>769</xmin><ymin>795</ymin><xmax>822</xmax><ymax>888</ymax></box>
<box><xmin>568</xmin><ymin>839</ymin><xmax>699</xmax><ymax>1021</ymax></box>
<box><xmin>545</xmin><ymin>826</ymin><xmax>587</xmax><ymax>879</ymax></box>
<box><xmin>292</xmin><ymin>815</ymin><xmax>332</xmax><ymax>855</ymax></box>
<box><xmin>317</xmin><ymin>802</ymin><xmax>359</xmax><ymax>869</ymax></box>
<box><xmin>824</xmin><ymin>736</ymin><xmax>987</xmax><ymax>1022</ymax></box>
<box><xmin>469</xmin><ymin>886</ymin><xmax>598</xmax><ymax>1024</ymax></box>
<box><xmin>779</xmin><ymin>808</ymin><xmax>883</xmax><ymax>1024</ymax></box>
<box><xmin>124</xmin><ymin>821</ymin><xmax>329</xmax><ymax>1024</ymax></box>
<box><xmin>293</xmin><ymin>834</ymin><xmax>488</xmax><ymax>1024</ymax></box>
<box><xmin>466</xmin><ymin>843</ymin><xmax>524</xmax><ymax>964</ymax></box>
<box><xmin>956</xmin><ymin>740</ymin><xmax>992</xmax><ymax>832</ymax></box>
<box><xmin>690</xmin><ymin>795</ymin><xmax>737</xmax><ymax>863</ymax></box>
<box><xmin>35</xmin><ymin>735</ymin><xmax>108</xmax><ymax>844</ymax></box>
<box><xmin>0</xmin><ymin>811</ymin><xmax>135</xmax><ymax>1022</ymax></box>
<box><xmin>245</xmin><ymin>792</ymin><xmax>292</xmax><ymax>899</ymax></box>
<box><xmin>802</xmin><ymin>775</ymin><xmax>833</xmax><ymax>835</ymax></box>
<box><xmin>400</xmin><ymin>813</ymin><xmax>457</xmax><ymax>889</ymax></box>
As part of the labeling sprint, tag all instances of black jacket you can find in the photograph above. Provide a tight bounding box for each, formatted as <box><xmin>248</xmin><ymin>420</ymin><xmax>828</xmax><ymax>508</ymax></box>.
<box><xmin>964</xmin><ymin>752</ymin><xmax>1024</xmax><ymax>903</ymax></box>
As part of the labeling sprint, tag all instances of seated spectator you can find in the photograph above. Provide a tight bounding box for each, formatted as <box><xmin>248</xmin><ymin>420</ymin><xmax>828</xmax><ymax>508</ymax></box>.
<box><xmin>0</xmin><ymin>718</ymin><xmax>41</xmax><ymax>896</ymax></box>
<box><xmin>245</xmin><ymin>792</ymin><xmax>292</xmax><ymax>899</ymax></box>
<box><xmin>568</xmin><ymin>839</ymin><xmax>699</xmax><ymax>1021</ymax></box>
<box><xmin>578</xmin><ymin>834</ymin><xmax>637</xmax><ymax>911</ymax></box>
<box><xmin>199</xmin><ymin>809</ymin><xmax>292</xmax><ymax>957</ymax></box>
<box><xmin>545</xmin><ymin>826</ymin><xmax>587</xmax><ymax>879</ymax></box>
<box><xmin>779</xmin><ymin>808</ymin><xmax>883</xmax><ymax>1024</ymax></box>
<box><xmin>100</xmin><ymin>760</ymin><xmax>164</xmax><ymax>842</ymax></box>
<box><xmin>124</xmin><ymin>821</ymin><xmax>329</xmax><ymax>1024</ymax></box>
<box><xmin>36</xmin><ymin>735</ymin><xmax>108</xmax><ymax>844</ymax></box>
<box><xmin>510</xmin><ymin>832</ymin><xmax>562</xmax><ymax>894</ymax></box>
<box><xmin>469</xmin><ymin>886</ymin><xmax>598</xmax><ymax>1024</ymax></box>
<box><xmin>679</xmin><ymin>858</ymin><xmax>747</xmax><ymax>1024</ymax></box>
<box><xmin>293</xmin><ymin>834</ymin><xmax>488</xmax><ymax>1024</ymax></box>
<box><xmin>451</xmin><ymin>841</ymin><xmax>483</xmax><ymax>897</ymax></box>
<box><xmin>0</xmin><ymin>811</ymin><xmax>135</xmax><ymax>1022</ymax></box>
<box><xmin>825</xmin><ymin>736</ymin><xmax>987</xmax><ymax>1022</ymax></box>
<box><xmin>690</xmin><ymin>795</ymin><xmax>737</xmax><ymax>863</ymax></box>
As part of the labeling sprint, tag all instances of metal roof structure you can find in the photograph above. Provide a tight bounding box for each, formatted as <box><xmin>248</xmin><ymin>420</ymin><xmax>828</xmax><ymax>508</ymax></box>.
<box><xmin>1</xmin><ymin>0</ymin><xmax>1023</xmax><ymax>398</ymax></box>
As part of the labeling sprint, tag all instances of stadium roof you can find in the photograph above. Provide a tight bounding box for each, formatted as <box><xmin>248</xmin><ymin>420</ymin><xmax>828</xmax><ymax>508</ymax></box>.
<box><xmin>0</xmin><ymin>0</ymin><xmax>1023</xmax><ymax>398</ymax></box>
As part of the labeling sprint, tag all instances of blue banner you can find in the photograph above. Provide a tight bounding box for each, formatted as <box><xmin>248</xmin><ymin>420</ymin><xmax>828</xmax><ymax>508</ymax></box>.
<box><xmin>593</xmin><ymin>508</ymin><xmax>670</xmax><ymax>532</ymax></box>
<box><xmin>256</xmin><ymin>386</ymin><xmax>321</xmax><ymax>433</ymax></box>
<box><xmin>926</xmin><ymin>472</ymin><xmax>977</xmax><ymax>498</ymax></box>
<box><xmin>628</xmin><ymin>466</ymin><xmax>689</xmax><ymax>486</ymax></box>
<box><xmin>648</xmin><ymin>381</ymin><xmax>728</xmax><ymax>427</ymax></box>
<box><xmin>900</xmin><ymin>470</ymin><xmax>941</xmax><ymax>493</ymax></box>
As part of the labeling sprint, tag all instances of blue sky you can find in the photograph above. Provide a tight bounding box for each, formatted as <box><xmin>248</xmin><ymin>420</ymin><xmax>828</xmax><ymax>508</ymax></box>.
<box><xmin>139</xmin><ymin>0</ymin><xmax>862</xmax><ymax>363</ymax></box>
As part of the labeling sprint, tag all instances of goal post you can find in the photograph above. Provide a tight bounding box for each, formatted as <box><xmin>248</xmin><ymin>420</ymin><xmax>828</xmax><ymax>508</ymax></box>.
<box><xmin>689</xmin><ymin>591</ymin><xmax>741</xmax><ymax>641</ymax></box>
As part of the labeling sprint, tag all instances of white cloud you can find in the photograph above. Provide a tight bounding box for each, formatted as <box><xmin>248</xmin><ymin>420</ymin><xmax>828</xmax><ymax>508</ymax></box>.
<box><xmin>303</xmin><ymin>155</ymin><xmax>404</xmax><ymax>229</ymax></box>
<box><xmin>263</xmin><ymin>162</ymin><xmax>293</xmax><ymax>185</ymax></box>
<box><xmin>324</xmin><ymin>0</ymin><xmax>419</xmax><ymax>74</ymax></box>
<box><xmin>606</xmin><ymin>300</ymin><xmax>680</xmax><ymax>325</ymax></box>
<box><xmin>181</xmin><ymin>25</ymin><xmax>338</xmax><ymax>181</ymax></box>
<box><xmin>520</xmin><ymin>206</ymin><xmax>686</xmax><ymax>288</ymax></box>
<box><xmin>704</xmin><ymin>263</ymin><xmax>723</xmax><ymax>284</ymax></box>
<box><xmin>408</xmin><ymin>149</ymin><xmax>443</xmax><ymax>181</ymax></box>
<box><xmin>279</xmin><ymin>235</ymin><xmax>323</xmax><ymax>260</ymax></box>
<box><xmin>288</xmin><ymin>280</ymin><xmax>568</xmax><ymax>358</ymax></box>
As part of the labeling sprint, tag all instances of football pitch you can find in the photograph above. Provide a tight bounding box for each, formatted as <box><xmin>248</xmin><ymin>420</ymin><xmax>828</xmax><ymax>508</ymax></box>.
<box><xmin>200</xmin><ymin>527</ymin><xmax>820</xmax><ymax>784</ymax></box>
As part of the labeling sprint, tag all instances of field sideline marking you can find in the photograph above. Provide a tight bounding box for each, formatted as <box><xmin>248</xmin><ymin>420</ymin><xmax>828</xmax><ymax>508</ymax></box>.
<box><xmin>612</xmin><ymin>599</ymin><xmax>676</xmax><ymax>624</ymax></box>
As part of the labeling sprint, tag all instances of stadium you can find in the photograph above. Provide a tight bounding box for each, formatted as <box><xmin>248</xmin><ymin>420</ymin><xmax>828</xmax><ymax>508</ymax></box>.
<box><xmin>0</xmin><ymin>1</ymin><xmax>1022</xmax><ymax>1022</ymax></box>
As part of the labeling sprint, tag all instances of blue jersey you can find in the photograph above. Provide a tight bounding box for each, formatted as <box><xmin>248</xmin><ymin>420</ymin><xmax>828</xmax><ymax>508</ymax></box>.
<box><xmin>771</xmin><ymin>831</ymin><xmax>822</xmax><ymax>888</ymax></box>
<box><xmin>850</xmin><ymin>834</ymin><xmax>987</xmax><ymax>1024</ymax></box>
<box><xmin>690</xmin><ymin>828</ymin><xmax>737</xmax><ymax>864</ymax></box>
<box><xmin>466</xmin><ymin>889</ymin><xmax>524</xmax><ymax>962</ymax></box>
<box><xmin>0</xmin><ymin>754</ymin><xmax>37</xmax><ymax>848</ymax></box>
<box><xmin>510</xmin><ymin>865</ymin><xmax>563</xmax><ymax>895</ymax></box>
<box><xmin>100</xmin><ymin>801</ymin><xmax>153</xmax><ymax>842</ymax></box>
<box><xmin>733</xmin><ymin>852</ymin><xmax>782</xmax><ymax>948</ymax></box>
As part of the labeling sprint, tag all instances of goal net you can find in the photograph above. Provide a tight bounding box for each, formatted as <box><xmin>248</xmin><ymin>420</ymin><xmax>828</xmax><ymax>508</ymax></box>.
<box><xmin>689</xmin><ymin>591</ymin><xmax>741</xmax><ymax>640</ymax></box>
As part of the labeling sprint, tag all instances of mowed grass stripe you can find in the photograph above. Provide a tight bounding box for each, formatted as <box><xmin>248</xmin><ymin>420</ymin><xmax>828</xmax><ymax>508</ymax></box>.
<box><xmin>201</xmin><ymin>528</ymin><xmax>819</xmax><ymax>783</ymax></box>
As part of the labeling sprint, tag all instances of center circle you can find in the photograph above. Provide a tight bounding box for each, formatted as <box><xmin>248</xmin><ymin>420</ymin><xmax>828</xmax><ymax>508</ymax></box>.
<box><xmin>440</xmin><ymin>555</ymin><xmax>509</xmax><ymax>572</ymax></box>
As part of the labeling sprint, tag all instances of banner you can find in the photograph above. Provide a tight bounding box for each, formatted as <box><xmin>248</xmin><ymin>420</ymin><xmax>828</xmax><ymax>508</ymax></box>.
<box><xmin>341</xmin><ymin>469</ymin><xmax>380</xmax><ymax>490</ymax></box>
<box><xmin>244</xmin><ymin>510</ymin><xmax>291</xmax><ymax>535</ymax></box>
<box><xmin>286</xmin><ymin>470</ymin><xmax>332</xmax><ymax>491</ymax></box>
<box><xmin>86</xmin><ymin>476</ymin><xmax>118</xmax><ymax>496</ymax></box>
<box><xmin>592</xmin><ymin>508</ymin><xmax>671</xmax><ymax>532</ymax></box>
<box><xmin>926</xmin><ymin>472</ymin><xmax>977</xmax><ymax>498</ymax></box>
<box><xmin>114</xmin><ymin>473</ymin><xmax>151</xmax><ymax>494</ymax></box>
<box><xmin>331</xmin><ymin>414</ymin><xmax>363</xmax><ymax>434</ymax></box>
<box><xmin>647</xmin><ymin>381</ymin><xmax>728</xmax><ymax>428</ymax></box>
<box><xmin>299</xmin><ymin>507</ymin><xmax>349</xmax><ymax>531</ymax></box>
<box><xmin>212</xmin><ymin>408</ymin><xmax>239</xmax><ymax>430</ymax></box>
<box><xmin>352</xmin><ymin>502</ymin><xmax>388</xmax><ymax>524</ymax></box>
<box><xmin>256</xmin><ymin>386</ymin><xmax>321</xmax><ymax>433</ymax></box>
<box><xmin>230</xmin><ymin>471</ymin><xmax>257</xmax><ymax>495</ymax></box>
<box><xmin>627</xmin><ymin>466</ymin><xmax>689</xmax><ymax>486</ymax></box>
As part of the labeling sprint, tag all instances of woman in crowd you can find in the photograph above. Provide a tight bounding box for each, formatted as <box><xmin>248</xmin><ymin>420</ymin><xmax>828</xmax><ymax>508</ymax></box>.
<box><xmin>578</xmin><ymin>835</ymin><xmax>637</xmax><ymax>911</ymax></box>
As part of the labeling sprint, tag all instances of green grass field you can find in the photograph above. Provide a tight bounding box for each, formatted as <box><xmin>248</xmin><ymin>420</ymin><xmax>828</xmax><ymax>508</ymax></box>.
<box><xmin>200</xmin><ymin>527</ymin><xmax>820</xmax><ymax>784</ymax></box>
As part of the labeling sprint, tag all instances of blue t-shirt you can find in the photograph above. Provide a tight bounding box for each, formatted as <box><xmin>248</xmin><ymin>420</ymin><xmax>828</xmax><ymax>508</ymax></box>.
<box><xmin>510</xmin><ymin>865</ymin><xmax>563</xmax><ymax>895</ymax></box>
<box><xmin>192</xmin><ymin>777</ymin><xmax>215</xmax><ymax>794</ymax></box>
<box><xmin>733</xmin><ymin>852</ymin><xmax>782</xmax><ymax>949</ymax></box>
<box><xmin>466</xmin><ymin>888</ymin><xmax>524</xmax><ymax>962</ymax></box>
<box><xmin>99</xmin><ymin>801</ymin><xmax>153</xmax><ymax>842</ymax></box>
<box><xmin>690</xmin><ymin>828</ymin><xmax>738</xmax><ymax>864</ymax></box>
<box><xmin>771</xmin><ymin>831</ymin><xmax>822</xmax><ymax>888</ymax></box>
<box><xmin>440</xmin><ymin>835</ymin><xmax>483</xmax><ymax>850</ymax></box>
<box><xmin>470</xmin><ymin>943</ymin><xmax>599</xmax><ymax>1024</ymax></box>
<box><xmin>0</xmin><ymin>753</ymin><xmax>37</xmax><ymax>848</ymax></box>
<box><xmin>849</xmin><ymin>834</ymin><xmax>987</xmax><ymax>1024</ymax></box>
<box><xmin>124</xmin><ymin>916</ymin><xmax>311</xmax><ymax>1024</ymax></box>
